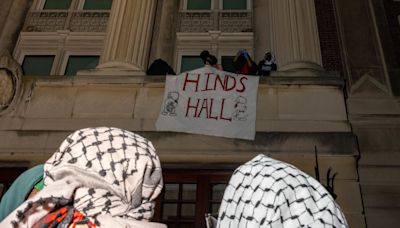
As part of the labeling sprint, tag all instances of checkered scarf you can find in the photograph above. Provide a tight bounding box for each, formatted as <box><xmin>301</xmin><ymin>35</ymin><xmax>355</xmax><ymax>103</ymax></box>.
<box><xmin>217</xmin><ymin>154</ymin><xmax>348</xmax><ymax>228</ymax></box>
<box><xmin>1</xmin><ymin>127</ymin><xmax>166</xmax><ymax>228</ymax></box>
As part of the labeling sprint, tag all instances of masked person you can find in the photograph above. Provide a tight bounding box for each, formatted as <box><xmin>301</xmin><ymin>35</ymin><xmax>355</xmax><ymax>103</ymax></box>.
<box><xmin>257</xmin><ymin>52</ymin><xmax>277</xmax><ymax>76</ymax></box>
<box><xmin>217</xmin><ymin>154</ymin><xmax>348</xmax><ymax>228</ymax></box>
<box><xmin>1</xmin><ymin>127</ymin><xmax>166</xmax><ymax>228</ymax></box>
<box><xmin>233</xmin><ymin>49</ymin><xmax>257</xmax><ymax>75</ymax></box>
<box><xmin>200</xmin><ymin>50</ymin><xmax>223</xmax><ymax>70</ymax></box>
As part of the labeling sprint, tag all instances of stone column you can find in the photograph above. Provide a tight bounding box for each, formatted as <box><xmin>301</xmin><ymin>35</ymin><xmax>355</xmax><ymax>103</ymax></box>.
<box><xmin>148</xmin><ymin>0</ymin><xmax>180</xmax><ymax>66</ymax></box>
<box><xmin>0</xmin><ymin>0</ymin><xmax>32</xmax><ymax>55</ymax></box>
<box><xmin>253</xmin><ymin>0</ymin><xmax>271</xmax><ymax>62</ymax></box>
<box><xmin>269</xmin><ymin>0</ymin><xmax>324</xmax><ymax>73</ymax></box>
<box><xmin>95</xmin><ymin>0</ymin><xmax>157</xmax><ymax>75</ymax></box>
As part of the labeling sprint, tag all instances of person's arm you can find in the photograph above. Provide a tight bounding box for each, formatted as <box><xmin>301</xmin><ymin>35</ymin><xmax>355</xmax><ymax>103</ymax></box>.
<box><xmin>243</xmin><ymin>52</ymin><xmax>253</xmax><ymax>67</ymax></box>
<box><xmin>233</xmin><ymin>51</ymin><xmax>241</xmax><ymax>62</ymax></box>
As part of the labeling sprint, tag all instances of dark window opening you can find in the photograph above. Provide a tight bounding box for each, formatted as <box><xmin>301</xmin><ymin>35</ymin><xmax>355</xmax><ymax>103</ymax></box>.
<box><xmin>154</xmin><ymin>170</ymin><xmax>232</xmax><ymax>228</ymax></box>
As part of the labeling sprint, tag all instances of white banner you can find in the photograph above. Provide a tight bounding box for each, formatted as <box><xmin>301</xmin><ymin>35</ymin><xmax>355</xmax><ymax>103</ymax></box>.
<box><xmin>156</xmin><ymin>66</ymin><xmax>259</xmax><ymax>140</ymax></box>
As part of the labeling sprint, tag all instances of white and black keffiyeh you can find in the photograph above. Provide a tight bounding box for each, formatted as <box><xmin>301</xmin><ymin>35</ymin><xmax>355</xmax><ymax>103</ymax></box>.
<box><xmin>217</xmin><ymin>154</ymin><xmax>348</xmax><ymax>228</ymax></box>
<box><xmin>1</xmin><ymin>127</ymin><xmax>166</xmax><ymax>228</ymax></box>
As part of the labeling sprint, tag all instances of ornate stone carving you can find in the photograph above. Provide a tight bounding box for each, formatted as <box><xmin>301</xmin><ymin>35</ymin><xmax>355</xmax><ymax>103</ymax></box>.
<box><xmin>0</xmin><ymin>70</ymin><xmax>14</xmax><ymax>109</ymax></box>
<box><xmin>23</xmin><ymin>11</ymin><xmax>68</xmax><ymax>32</ymax></box>
<box><xmin>23</xmin><ymin>10</ymin><xmax>110</xmax><ymax>32</ymax></box>
<box><xmin>178</xmin><ymin>12</ymin><xmax>214</xmax><ymax>33</ymax></box>
<box><xmin>178</xmin><ymin>11</ymin><xmax>252</xmax><ymax>33</ymax></box>
<box><xmin>0</xmin><ymin>55</ymin><xmax>22</xmax><ymax>115</ymax></box>
<box><xmin>70</xmin><ymin>11</ymin><xmax>110</xmax><ymax>32</ymax></box>
<box><xmin>219</xmin><ymin>11</ymin><xmax>253</xmax><ymax>32</ymax></box>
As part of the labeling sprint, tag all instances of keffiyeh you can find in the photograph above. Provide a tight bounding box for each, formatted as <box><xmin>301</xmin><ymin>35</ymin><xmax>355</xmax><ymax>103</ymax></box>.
<box><xmin>217</xmin><ymin>154</ymin><xmax>348</xmax><ymax>228</ymax></box>
<box><xmin>1</xmin><ymin>127</ymin><xmax>166</xmax><ymax>228</ymax></box>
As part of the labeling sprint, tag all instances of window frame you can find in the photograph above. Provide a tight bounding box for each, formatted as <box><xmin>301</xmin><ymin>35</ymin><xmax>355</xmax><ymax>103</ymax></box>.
<box><xmin>182</xmin><ymin>0</ymin><xmax>214</xmax><ymax>11</ymax></box>
<box><xmin>19</xmin><ymin>52</ymin><xmax>58</xmax><ymax>76</ymax></box>
<box><xmin>219</xmin><ymin>0</ymin><xmax>251</xmax><ymax>11</ymax></box>
<box><xmin>154</xmin><ymin>169</ymin><xmax>232</xmax><ymax>228</ymax></box>
<box><xmin>220</xmin><ymin>55</ymin><xmax>236</xmax><ymax>73</ymax></box>
<box><xmin>175</xmin><ymin>50</ymin><xmax>204</xmax><ymax>74</ymax></box>
<box><xmin>36</xmin><ymin>0</ymin><xmax>74</xmax><ymax>10</ymax></box>
<box><xmin>76</xmin><ymin>0</ymin><xmax>113</xmax><ymax>10</ymax></box>
<box><xmin>179</xmin><ymin>55</ymin><xmax>205</xmax><ymax>73</ymax></box>
<box><xmin>182</xmin><ymin>0</ymin><xmax>252</xmax><ymax>11</ymax></box>
<box><xmin>60</xmin><ymin>52</ymin><xmax>101</xmax><ymax>76</ymax></box>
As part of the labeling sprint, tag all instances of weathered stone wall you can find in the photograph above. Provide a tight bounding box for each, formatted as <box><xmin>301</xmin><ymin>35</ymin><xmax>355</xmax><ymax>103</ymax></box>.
<box><xmin>335</xmin><ymin>0</ymin><xmax>400</xmax><ymax>227</ymax></box>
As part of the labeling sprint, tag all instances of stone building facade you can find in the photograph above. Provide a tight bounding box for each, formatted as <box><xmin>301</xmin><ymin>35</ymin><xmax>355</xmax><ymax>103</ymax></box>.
<box><xmin>0</xmin><ymin>0</ymin><xmax>399</xmax><ymax>227</ymax></box>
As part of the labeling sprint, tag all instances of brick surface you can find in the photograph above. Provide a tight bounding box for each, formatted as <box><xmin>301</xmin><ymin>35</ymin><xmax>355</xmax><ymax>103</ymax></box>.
<box><xmin>315</xmin><ymin>0</ymin><xmax>343</xmax><ymax>74</ymax></box>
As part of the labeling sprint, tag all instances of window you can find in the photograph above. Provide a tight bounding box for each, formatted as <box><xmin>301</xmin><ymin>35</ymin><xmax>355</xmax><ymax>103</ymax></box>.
<box><xmin>221</xmin><ymin>56</ymin><xmax>235</xmax><ymax>73</ymax></box>
<box><xmin>187</xmin><ymin>0</ymin><xmax>212</xmax><ymax>10</ymax></box>
<box><xmin>22</xmin><ymin>55</ymin><xmax>55</xmax><ymax>76</ymax></box>
<box><xmin>180</xmin><ymin>56</ymin><xmax>204</xmax><ymax>73</ymax></box>
<box><xmin>43</xmin><ymin>0</ymin><xmax>72</xmax><ymax>10</ymax></box>
<box><xmin>83</xmin><ymin>0</ymin><xmax>113</xmax><ymax>10</ymax></box>
<box><xmin>161</xmin><ymin>183</ymin><xmax>197</xmax><ymax>226</ymax></box>
<box><xmin>64</xmin><ymin>56</ymin><xmax>99</xmax><ymax>76</ymax></box>
<box><xmin>222</xmin><ymin>0</ymin><xmax>247</xmax><ymax>10</ymax></box>
<box><xmin>154</xmin><ymin>170</ymin><xmax>231</xmax><ymax>228</ymax></box>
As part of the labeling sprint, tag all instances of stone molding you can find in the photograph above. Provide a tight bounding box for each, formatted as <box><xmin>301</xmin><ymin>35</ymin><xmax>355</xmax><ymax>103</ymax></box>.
<box><xmin>0</xmin><ymin>54</ymin><xmax>22</xmax><ymax>115</ymax></box>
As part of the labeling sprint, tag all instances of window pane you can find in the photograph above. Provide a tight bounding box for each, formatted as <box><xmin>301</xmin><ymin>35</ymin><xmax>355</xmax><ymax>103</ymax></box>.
<box><xmin>22</xmin><ymin>55</ymin><xmax>55</xmax><ymax>76</ymax></box>
<box><xmin>223</xmin><ymin>0</ymin><xmax>247</xmax><ymax>10</ymax></box>
<box><xmin>211</xmin><ymin>203</ymin><xmax>221</xmax><ymax>215</ymax></box>
<box><xmin>211</xmin><ymin>184</ymin><xmax>227</xmax><ymax>201</ymax></box>
<box><xmin>181</xmin><ymin>56</ymin><xmax>203</xmax><ymax>73</ymax></box>
<box><xmin>182</xmin><ymin>184</ymin><xmax>197</xmax><ymax>200</ymax></box>
<box><xmin>187</xmin><ymin>0</ymin><xmax>211</xmax><ymax>10</ymax></box>
<box><xmin>84</xmin><ymin>0</ymin><xmax>113</xmax><ymax>10</ymax></box>
<box><xmin>164</xmin><ymin>184</ymin><xmax>179</xmax><ymax>200</ymax></box>
<box><xmin>162</xmin><ymin>203</ymin><xmax>178</xmax><ymax>220</ymax></box>
<box><xmin>65</xmin><ymin>56</ymin><xmax>99</xmax><ymax>76</ymax></box>
<box><xmin>181</xmin><ymin>203</ymin><xmax>196</xmax><ymax>218</ymax></box>
<box><xmin>221</xmin><ymin>56</ymin><xmax>235</xmax><ymax>73</ymax></box>
<box><xmin>43</xmin><ymin>0</ymin><xmax>71</xmax><ymax>9</ymax></box>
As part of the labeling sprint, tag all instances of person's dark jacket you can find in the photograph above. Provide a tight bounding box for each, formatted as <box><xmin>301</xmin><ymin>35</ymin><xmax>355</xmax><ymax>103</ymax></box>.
<box><xmin>257</xmin><ymin>60</ymin><xmax>277</xmax><ymax>76</ymax></box>
<box><xmin>233</xmin><ymin>54</ymin><xmax>257</xmax><ymax>75</ymax></box>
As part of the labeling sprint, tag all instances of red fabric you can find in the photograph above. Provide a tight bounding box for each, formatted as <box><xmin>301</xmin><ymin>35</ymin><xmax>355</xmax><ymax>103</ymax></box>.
<box><xmin>240</xmin><ymin>63</ymin><xmax>249</xmax><ymax>75</ymax></box>
<box><xmin>34</xmin><ymin>207</ymin><xmax>97</xmax><ymax>228</ymax></box>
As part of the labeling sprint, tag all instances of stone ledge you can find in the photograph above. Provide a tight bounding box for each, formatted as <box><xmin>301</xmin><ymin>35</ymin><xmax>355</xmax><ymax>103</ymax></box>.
<box><xmin>24</xmin><ymin>74</ymin><xmax>345</xmax><ymax>87</ymax></box>
<box><xmin>0</xmin><ymin>131</ymin><xmax>359</xmax><ymax>156</ymax></box>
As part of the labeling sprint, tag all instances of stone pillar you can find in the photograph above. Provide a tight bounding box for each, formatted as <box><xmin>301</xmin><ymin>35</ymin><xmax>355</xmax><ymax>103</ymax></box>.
<box><xmin>253</xmin><ymin>0</ymin><xmax>271</xmax><ymax>62</ymax></box>
<box><xmin>269</xmin><ymin>0</ymin><xmax>324</xmax><ymax>73</ymax></box>
<box><xmin>0</xmin><ymin>0</ymin><xmax>32</xmax><ymax>55</ymax></box>
<box><xmin>95</xmin><ymin>0</ymin><xmax>157</xmax><ymax>75</ymax></box>
<box><xmin>148</xmin><ymin>0</ymin><xmax>180</xmax><ymax>66</ymax></box>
